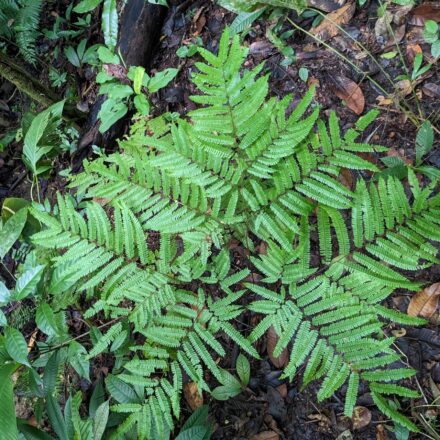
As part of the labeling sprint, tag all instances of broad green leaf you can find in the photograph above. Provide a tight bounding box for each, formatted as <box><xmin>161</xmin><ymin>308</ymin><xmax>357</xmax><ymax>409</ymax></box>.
<box><xmin>133</xmin><ymin>66</ymin><xmax>145</xmax><ymax>94</ymax></box>
<box><xmin>134</xmin><ymin>94</ymin><xmax>150</xmax><ymax>115</ymax></box>
<box><xmin>105</xmin><ymin>375</ymin><xmax>138</xmax><ymax>403</ymax></box>
<box><xmin>102</xmin><ymin>0</ymin><xmax>118</xmax><ymax>49</ymax></box>
<box><xmin>64</xmin><ymin>46</ymin><xmax>81</xmax><ymax>68</ymax></box>
<box><xmin>22</xmin><ymin>101</ymin><xmax>64</xmax><ymax>176</ymax></box>
<box><xmin>0</xmin><ymin>364</ymin><xmax>19</xmax><ymax>440</ymax></box>
<box><xmin>0</xmin><ymin>281</ymin><xmax>11</xmax><ymax>305</ymax></box>
<box><xmin>147</xmin><ymin>68</ymin><xmax>178</xmax><ymax>93</ymax></box>
<box><xmin>17</xmin><ymin>420</ymin><xmax>55</xmax><ymax>439</ymax></box>
<box><xmin>73</xmin><ymin>0</ymin><xmax>102</xmax><ymax>13</ymax></box>
<box><xmin>236</xmin><ymin>353</ymin><xmax>250</xmax><ymax>385</ymax></box>
<box><xmin>0</xmin><ymin>208</ymin><xmax>27</xmax><ymax>259</ymax></box>
<box><xmin>93</xmin><ymin>400</ymin><xmax>109</xmax><ymax>440</ymax></box>
<box><xmin>43</xmin><ymin>351</ymin><xmax>61</xmax><ymax>396</ymax></box>
<box><xmin>175</xmin><ymin>426</ymin><xmax>209</xmax><ymax>440</ymax></box>
<box><xmin>68</xmin><ymin>341</ymin><xmax>90</xmax><ymax>381</ymax></box>
<box><xmin>181</xmin><ymin>405</ymin><xmax>210</xmax><ymax>430</ymax></box>
<box><xmin>13</xmin><ymin>265</ymin><xmax>45</xmax><ymax>301</ymax></box>
<box><xmin>1</xmin><ymin>198</ymin><xmax>30</xmax><ymax>223</ymax></box>
<box><xmin>416</xmin><ymin>121</ymin><xmax>434</xmax><ymax>164</ymax></box>
<box><xmin>89</xmin><ymin>380</ymin><xmax>105</xmax><ymax>417</ymax></box>
<box><xmin>230</xmin><ymin>8</ymin><xmax>266</xmax><ymax>34</ymax></box>
<box><xmin>46</xmin><ymin>395</ymin><xmax>68</xmax><ymax>440</ymax></box>
<box><xmin>36</xmin><ymin>303</ymin><xmax>58</xmax><ymax>336</ymax></box>
<box><xmin>211</xmin><ymin>385</ymin><xmax>235</xmax><ymax>400</ymax></box>
<box><xmin>97</xmin><ymin>46</ymin><xmax>119</xmax><ymax>64</ymax></box>
<box><xmin>5</xmin><ymin>327</ymin><xmax>30</xmax><ymax>366</ymax></box>
<box><xmin>99</xmin><ymin>83</ymin><xmax>133</xmax><ymax>100</ymax></box>
<box><xmin>0</xmin><ymin>310</ymin><xmax>7</xmax><ymax>326</ymax></box>
<box><xmin>98</xmin><ymin>99</ymin><xmax>128</xmax><ymax>133</ymax></box>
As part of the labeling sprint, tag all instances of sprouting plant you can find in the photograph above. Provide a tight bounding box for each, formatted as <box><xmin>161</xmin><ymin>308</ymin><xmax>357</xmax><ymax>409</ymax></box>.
<box><xmin>423</xmin><ymin>20</ymin><xmax>440</xmax><ymax>58</ymax></box>
<box><xmin>22</xmin><ymin>100</ymin><xmax>64</xmax><ymax>180</ymax></box>
<box><xmin>49</xmin><ymin>68</ymin><xmax>68</xmax><ymax>88</ymax></box>
<box><xmin>96</xmin><ymin>47</ymin><xmax>178</xmax><ymax>132</ymax></box>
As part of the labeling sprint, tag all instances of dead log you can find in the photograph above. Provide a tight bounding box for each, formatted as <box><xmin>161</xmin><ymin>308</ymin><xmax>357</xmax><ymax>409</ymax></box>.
<box><xmin>76</xmin><ymin>0</ymin><xmax>168</xmax><ymax>154</ymax></box>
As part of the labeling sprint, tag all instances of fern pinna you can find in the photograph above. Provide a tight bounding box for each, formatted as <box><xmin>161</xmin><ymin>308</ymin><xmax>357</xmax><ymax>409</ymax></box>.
<box><xmin>28</xmin><ymin>29</ymin><xmax>439</xmax><ymax>436</ymax></box>
<box><xmin>0</xmin><ymin>0</ymin><xmax>43</xmax><ymax>64</ymax></box>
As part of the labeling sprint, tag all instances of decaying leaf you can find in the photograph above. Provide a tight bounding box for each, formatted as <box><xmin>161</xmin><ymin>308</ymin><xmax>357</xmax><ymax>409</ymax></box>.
<box><xmin>310</xmin><ymin>2</ymin><xmax>356</xmax><ymax>41</ymax></box>
<box><xmin>103</xmin><ymin>64</ymin><xmax>128</xmax><ymax>81</ymax></box>
<box><xmin>376</xmin><ymin>95</ymin><xmax>393</xmax><ymax>106</ymax></box>
<box><xmin>376</xmin><ymin>424</ymin><xmax>388</xmax><ymax>440</ymax></box>
<box><xmin>375</xmin><ymin>10</ymin><xmax>393</xmax><ymax>43</ymax></box>
<box><xmin>267</xmin><ymin>326</ymin><xmax>288</xmax><ymax>368</ymax></box>
<box><xmin>183</xmin><ymin>382</ymin><xmax>203</xmax><ymax>411</ymax></box>
<box><xmin>27</xmin><ymin>329</ymin><xmax>38</xmax><ymax>353</ymax></box>
<box><xmin>339</xmin><ymin>168</ymin><xmax>354</xmax><ymax>190</ymax></box>
<box><xmin>191</xmin><ymin>7</ymin><xmax>207</xmax><ymax>37</ymax></box>
<box><xmin>331</xmin><ymin>75</ymin><xmax>365</xmax><ymax>115</ymax></box>
<box><xmin>336</xmin><ymin>429</ymin><xmax>353</xmax><ymax>440</ymax></box>
<box><xmin>406</xmin><ymin>43</ymin><xmax>423</xmax><ymax>64</ymax></box>
<box><xmin>308</xmin><ymin>413</ymin><xmax>332</xmax><ymax>429</ymax></box>
<box><xmin>308</xmin><ymin>0</ymin><xmax>346</xmax><ymax>12</ymax></box>
<box><xmin>395</xmin><ymin>79</ymin><xmax>413</xmax><ymax>97</ymax></box>
<box><xmin>352</xmin><ymin>406</ymin><xmax>372</xmax><ymax>430</ymax></box>
<box><xmin>250</xmin><ymin>431</ymin><xmax>279</xmax><ymax>440</ymax></box>
<box><xmin>408</xmin><ymin>282</ymin><xmax>440</xmax><ymax>319</ymax></box>
<box><xmin>410</xmin><ymin>2</ymin><xmax>440</xmax><ymax>26</ymax></box>
<box><xmin>422</xmin><ymin>82</ymin><xmax>440</xmax><ymax>97</ymax></box>
<box><xmin>429</xmin><ymin>375</ymin><xmax>440</xmax><ymax>399</ymax></box>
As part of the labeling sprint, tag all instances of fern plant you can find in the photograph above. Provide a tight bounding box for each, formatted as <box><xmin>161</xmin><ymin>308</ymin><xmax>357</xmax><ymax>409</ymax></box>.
<box><xmin>0</xmin><ymin>0</ymin><xmax>43</xmax><ymax>65</ymax></box>
<box><xmin>4</xmin><ymin>28</ymin><xmax>439</xmax><ymax>437</ymax></box>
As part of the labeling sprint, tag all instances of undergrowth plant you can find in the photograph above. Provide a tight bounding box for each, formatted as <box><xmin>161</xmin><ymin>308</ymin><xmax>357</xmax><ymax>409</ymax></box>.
<box><xmin>0</xmin><ymin>0</ymin><xmax>43</xmax><ymax>65</ymax></box>
<box><xmin>1</xmin><ymin>28</ymin><xmax>439</xmax><ymax>438</ymax></box>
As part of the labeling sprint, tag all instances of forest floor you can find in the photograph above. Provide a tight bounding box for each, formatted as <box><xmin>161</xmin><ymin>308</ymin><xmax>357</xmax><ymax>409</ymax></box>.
<box><xmin>1</xmin><ymin>0</ymin><xmax>440</xmax><ymax>439</ymax></box>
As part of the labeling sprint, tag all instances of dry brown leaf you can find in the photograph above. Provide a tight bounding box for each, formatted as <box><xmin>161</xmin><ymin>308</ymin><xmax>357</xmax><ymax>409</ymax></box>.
<box><xmin>429</xmin><ymin>375</ymin><xmax>440</xmax><ymax>399</ymax></box>
<box><xmin>310</xmin><ymin>2</ymin><xmax>356</xmax><ymax>41</ymax></box>
<box><xmin>27</xmin><ymin>329</ymin><xmax>38</xmax><ymax>353</ymax></box>
<box><xmin>375</xmin><ymin>10</ymin><xmax>393</xmax><ymax>42</ymax></box>
<box><xmin>276</xmin><ymin>383</ymin><xmax>288</xmax><ymax>398</ymax></box>
<box><xmin>308</xmin><ymin>413</ymin><xmax>332</xmax><ymax>429</ymax></box>
<box><xmin>376</xmin><ymin>95</ymin><xmax>393</xmax><ymax>106</ymax></box>
<box><xmin>406</xmin><ymin>43</ymin><xmax>423</xmax><ymax>64</ymax></box>
<box><xmin>267</xmin><ymin>326</ymin><xmax>288</xmax><ymax>368</ymax></box>
<box><xmin>410</xmin><ymin>3</ymin><xmax>440</xmax><ymax>26</ymax></box>
<box><xmin>339</xmin><ymin>168</ymin><xmax>354</xmax><ymax>189</ymax></box>
<box><xmin>396</xmin><ymin>79</ymin><xmax>413</xmax><ymax>97</ymax></box>
<box><xmin>331</xmin><ymin>75</ymin><xmax>365</xmax><ymax>115</ymax></box>
<box><xmin>376</xmin><ymin>424</ymin><xmax>388</xmax><ymax>440</ymax></box>
<box><xmin>184</xmin><ymin>382</ymin><xmax>203</xmax><ymax>411</ymax></box>
<box><xmin>250</xmin><ymin>431</ymin><xmax>280</xmax><ymax>440</ymax></box>
<box><xmin>422</xmin><ymin>82</ymin><xmax>440</xmax><ymax>97</ymax></box>
<box><xmin>408</xmin><ymin>282</ymin><xmax>440</xmax><ymax>319</ymax></box>
<box><xmin>352</xmin><ymin>406</ymin><xmax>372</xmax><ymax>430</ymax></box>
<box><xmin>191</xmin><ymin>7</ymin><xmax>207</xmax><ymax>37</ymax></box>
